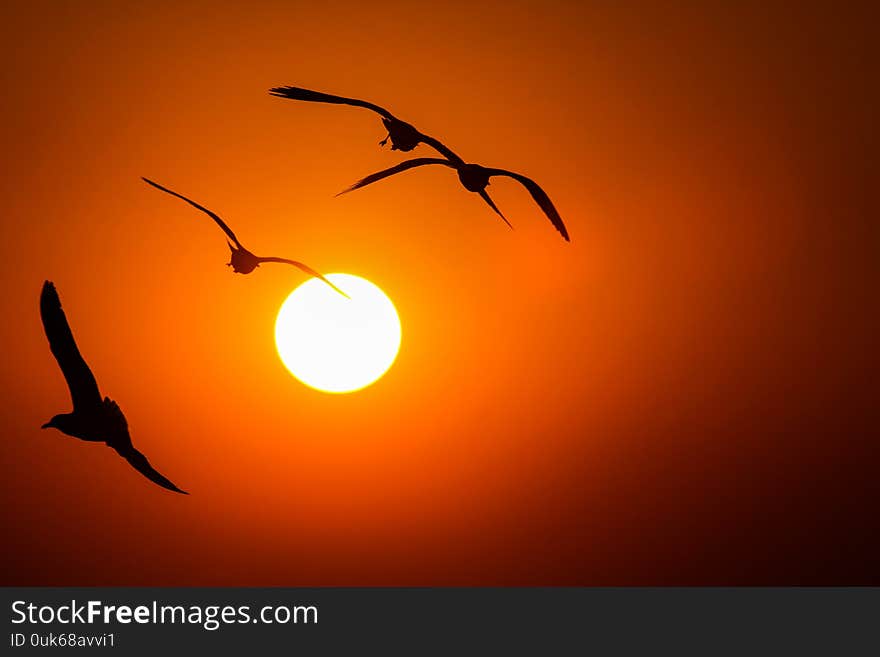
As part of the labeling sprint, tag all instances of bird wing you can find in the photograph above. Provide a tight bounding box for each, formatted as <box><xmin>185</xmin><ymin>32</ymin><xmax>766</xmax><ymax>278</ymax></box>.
<box><xmin>112</xmin><ymin>442</ymin><xmax>188</xmax><ymax>494</ymax></box>
<box><xmin>337</xmin><ymin>158</ymin><xmax>456</xmax><ymax>196</ymax></box>
<box><xmin>485</xmin><ymin>169</ymin><xmax>570</xmax><ymax>241</ymax></box>
<box><xmin>256</xmin><ymin>258</ymin><xmax>350</xmax><ymax>298</ymax></box>
<box><xmin>478</xmin><ymin>189</ymin><xmax>513</xmax><ymax>229</ymax></box>
<box><xmin>417</xmin><ymin>133</ymin><xmax>465</xmax><ymax>164</ymax></box>
<box><xmin>103</xmin><ymin>397</ymin><xmax>129</xmax><ymax>432</ymax></box>
<box><xmin>103</xmin><ymin>399</ymin><xmax>186</xmax><ymax>494</ymax></box>
<box><xmin>269</xmin><ymin>86</ymin><xmax>397</xmax><ymax>121</ymax></box>
<box><xmin>142</xmin><ymin>177</ymin><xmax>242</xmax><ymax>248</ymax></box>
<box><xmin>40</xmin><ymin>281</ymin><xmax>102</xmax><ymax>412</ymax></box>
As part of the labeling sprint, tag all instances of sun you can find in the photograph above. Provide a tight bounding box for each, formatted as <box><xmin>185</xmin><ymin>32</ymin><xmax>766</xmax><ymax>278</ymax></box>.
<box><xmin>274</xmin><ymin>273</ymin><xmax>401</xmax><ymax>393</ymax></box>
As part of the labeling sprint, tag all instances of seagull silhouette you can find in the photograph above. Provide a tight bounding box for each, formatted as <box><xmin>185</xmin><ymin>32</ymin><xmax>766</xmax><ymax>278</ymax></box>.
<box><xmin>39</xmin><ymin>281</ymin><xmax>188</xmax><ymax>494</ymax></box>
<box><xmin>268</xmin><ymin>85</ymin><xmax>462</xmax><ymax>160</ymax></box>
<box><xmin>142</xmin><ymin>178</ymin><xmax>348</xmax><ymax>297</ymax></box>
<box><xmin>268</xmin><ymin>85</ymin><xmax>510</xmax><ymax>228</ymax></box>
<box><xmin>338</xmin><ymin>158</ymin><xmax>570</xmax><ymax>242</ymax></box>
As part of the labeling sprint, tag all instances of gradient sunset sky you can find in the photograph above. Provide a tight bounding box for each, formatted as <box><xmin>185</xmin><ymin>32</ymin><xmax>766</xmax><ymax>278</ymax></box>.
<box><xmin>0</xmin><ymin>0</ymin><xmax>876</xmax><ymax>585</ymax></box>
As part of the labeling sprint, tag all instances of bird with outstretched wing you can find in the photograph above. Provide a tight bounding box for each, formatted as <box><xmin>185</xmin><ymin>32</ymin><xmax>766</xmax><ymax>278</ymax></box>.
<box><xmin>338</xmin><ymin>158</ymin><xmax>569</xmax><ymax>242</ymax></box>
<box><xmin>268</xmin><ymin>85</ymin><xmax>464</xmax><ymax>163</ymax></box>
<box><xmin>142</xmin><ymin>178</ymin><xmax>349</xmax><ymax>298</ymax></box>
<box><xmin>39</xmin><ymin>281</ymin><xmax>188</xmax><ymax>494</ymax></box>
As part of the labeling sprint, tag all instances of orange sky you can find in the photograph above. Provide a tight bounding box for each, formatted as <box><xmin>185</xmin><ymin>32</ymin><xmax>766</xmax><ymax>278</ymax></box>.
<box><xmin>0</xmin><ymin>1</ymin><xmax>876</xmax><ymax>584</ymax></box>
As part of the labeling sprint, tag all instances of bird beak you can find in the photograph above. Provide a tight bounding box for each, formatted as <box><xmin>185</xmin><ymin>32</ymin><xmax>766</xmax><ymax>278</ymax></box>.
<box><xmin>41</xmin><ymin>422</ymin><xmax>51</xmax><ymax>429</ymax></box>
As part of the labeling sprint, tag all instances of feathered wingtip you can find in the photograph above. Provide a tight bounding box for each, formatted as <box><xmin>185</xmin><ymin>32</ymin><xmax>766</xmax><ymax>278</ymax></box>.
<box><xmin>323</xmin><ymin>278</ymin><xmax>350</xmax><ymax>300</ymax></box>
<box><xmin>40</xmin><ymin>280</ymin><xmax>60</xmax><ymax>308</ymax></box>
<box><xmin>334</xmin><ymin>182</ymin><xmax>359</xmax><ymax>197</ymax></box>
<box><xmin>268</xmin><ymin>86</ymin><xmax>329</xmax><ymax>102</ymax></box>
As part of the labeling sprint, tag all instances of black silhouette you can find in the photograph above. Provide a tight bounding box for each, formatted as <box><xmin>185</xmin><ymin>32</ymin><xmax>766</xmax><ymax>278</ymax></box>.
<box><xmin>268</xmin><ymin>86</ymin><xmax>461</xmax><ymax>160</ymax></box>
<box><xmin>39</xmin><ymin>281</ymin><xmax>188</xmax><ymax>494</ymax></box>
<box><xmin>142</xmin><ymin>178</ymin><xmax>348</xmax><ymax>297</ymax></box>
<box><xmin>339</xmin><ymin>158</ymin><xmax>570</xmax><ymax>242</ymax></box>
<box><xmin>268</xmin><ymin>86</ymin><xmax>511</xmax><ymax>228</ymax></box>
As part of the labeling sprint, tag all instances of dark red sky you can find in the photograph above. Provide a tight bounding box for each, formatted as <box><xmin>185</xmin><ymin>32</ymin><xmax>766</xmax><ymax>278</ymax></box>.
<box><xmin>0</xmin><ymin>0</ymin><xmax>876</xmax><ymax>584</ymax></box>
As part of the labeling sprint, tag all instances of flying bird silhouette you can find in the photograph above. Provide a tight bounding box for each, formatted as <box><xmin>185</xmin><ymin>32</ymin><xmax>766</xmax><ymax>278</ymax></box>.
<box><xmin>338</xmin><ymin>159</ymin><xmax>570</xmax><ymax>242</ymax></box>
<box><xmin>142</xmin><ymin>178</ymin><xmax>348</xmax><ymax>297</ymax></box>
<box><xmin>268</xmin><ymin>85</ymin><xmax>510</xmax><ymax>228</ymax></box>
<box><xmin>268</xmin><ymin>85</ymin><xmax>462</xmax><ymax>160</ymax></box>
<box><xmin>39</xmin><ymin>281</ymin><xmax>188</xmax><ymax>494</ymax></box>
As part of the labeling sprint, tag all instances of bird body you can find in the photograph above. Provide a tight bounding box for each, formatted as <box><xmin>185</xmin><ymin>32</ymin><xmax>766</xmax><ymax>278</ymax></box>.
<box><xmin>380</xmin><ymin>117</ymin><xmax>422</xmax><ymax>152</ymax></box>
<box><xmin>456</xmin><ymin>164</ymin><xmax>493</xmax><ymax>193</ymax></box>
<box><xmin>42</xmin><ymin>399</ymin><xmax>124</xmax><ymax>444</ymax></box>
<box><xmin>39</xmin><ymin>281</ymin><xmax>188</xmax><ymax>494</ymax></box>
<box><xmin>227</xmin><ymin>242</ymin><xmax>261</xmax><ymax>274</ymax></box>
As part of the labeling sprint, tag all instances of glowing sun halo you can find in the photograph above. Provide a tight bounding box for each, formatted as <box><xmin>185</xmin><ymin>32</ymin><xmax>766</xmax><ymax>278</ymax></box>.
<box><xmin>275</xmin><ymin>273</ymin><xmax>401</xmax><ymax>393</ymax></box>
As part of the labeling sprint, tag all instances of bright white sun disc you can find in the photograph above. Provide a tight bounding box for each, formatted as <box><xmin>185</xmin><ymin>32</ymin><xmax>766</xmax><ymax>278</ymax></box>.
<box><xmin>275</xmin><ymin>273</ymin><xmax>401</xmax><ymax>393</ymax></box>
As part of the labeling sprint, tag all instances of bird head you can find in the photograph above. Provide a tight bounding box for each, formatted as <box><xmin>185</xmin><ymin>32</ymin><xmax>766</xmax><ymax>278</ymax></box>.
<box><xmin>41</xmin><ymin>414</ymin><xmax>65</xmax><ymax>430</ymax></box>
